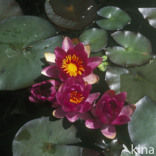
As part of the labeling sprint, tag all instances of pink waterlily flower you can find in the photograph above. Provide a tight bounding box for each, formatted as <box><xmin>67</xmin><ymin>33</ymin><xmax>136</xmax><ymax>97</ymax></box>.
<box><xmin>85</xmin><ymin>90</ymin><xmax>135</xmax><ymax>139</ymax></box>
<box><xmin>42</xmin><ymin>37</ymin><xmax>102</xmax><ymax>84</ymax></box>
<box><xmin>53</xmin><ymin>78</ymin><xmax>100</xmax><ymax>123</ymax></box>
<box><xmin>29</xmin><ymin>80</ymin><xmax>59</xmax><ymax>103</ymax></box>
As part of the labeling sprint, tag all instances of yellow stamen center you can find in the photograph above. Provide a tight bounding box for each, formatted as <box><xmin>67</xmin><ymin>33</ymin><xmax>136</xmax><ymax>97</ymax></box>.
<box><xmin>70</xmin><ymin>91</ymin><xmax>84</xmax><ymax>104</ymax></box>
<box><xmin>61</xmin><ymin>54</ymin><xmax>85</xmax><ymax>77</ymax></box>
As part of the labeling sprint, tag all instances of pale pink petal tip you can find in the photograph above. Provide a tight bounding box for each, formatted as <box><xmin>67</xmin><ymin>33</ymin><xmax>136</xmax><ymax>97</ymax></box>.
<box><xmin>41</xmin><ymin>65</ymin><xmax>59</xmax><ymax>78</ymax></box>
<box><xmin>62</xmin><ymin>37</ymin><xmax>74</xmax><ymax>52</ymax></box>
<box><xmin>83</xmin><ymin>73</ymin><xmax>99</xmax><ymax>85</ymax></box>
<box><xmin>101</xmin><ymin>125</ymin><xmax>116</xmax><ymax>139</ymax></box>
<box><xmin>66</xmin><ymin>113</ymin><xmax>79</xmax><ymax>123</ymax></box>
<box><xmin>120</xmin><ymin>104</ymin><xmax>136</xmax><ymax>117</ymax></box>
<box><xmin>85</xmin><ymin>120</ymin><xmax>101</xmax><ymax>129</ymax></box>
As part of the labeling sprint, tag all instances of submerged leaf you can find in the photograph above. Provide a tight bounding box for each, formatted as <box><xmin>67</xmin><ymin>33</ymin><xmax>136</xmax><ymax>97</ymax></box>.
<box><xmin>45</xmin><ymin>0</ymin><xmax>97</xmax><ymax>30</ymax></box>
<box><xmin>0</xmin><ymin>0</ymin><xmax>22</xmax><ymax>21</ymax></box>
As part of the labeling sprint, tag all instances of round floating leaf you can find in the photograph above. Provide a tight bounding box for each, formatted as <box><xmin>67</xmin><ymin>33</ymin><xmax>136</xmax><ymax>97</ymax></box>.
<box><xmin>138</xmin><ymin>8</ymin><xmax>156</xmax><ymax>28</ymax></box>
<box><xmin>45</xmin><ymin>0</ymin><xmax>97</xmax><ymax>30</ymax></box>
<box><xmin>105</xmin><ymin>66</ymin><xmax>129</xmax><ymax>92</ymax></box>
<box><xmin>96</xmin><ymin>6</ymin><xmax>131</xmax><ymax>30</ymax></box>
<box><xmin>128</xmin><ymin>97</ymin><xmax>156</xmax><ymax>156</ymax></box>
<box><xmin>105</xmin><ymin>59</ymin><xmax>156</xmax><ymax>103</ymax></box>
<box><xmin>0</xmin><ymin>35</ymin><xmax>62</xmax><ymax>90</ymax></box>
<box><xmin>0</xmin><ymin>16</ymin><xmax>58</xmax><ymax>90</ymax></box>
<box><xmin>0</xmin><ymin>16</ymin><xmax>56</xmax><ymax>47</ymax></box>
<box><xmin>0</xmin><ymin>0</ymin><xmax>22</xmax><ymax>21</ymax></box>
<box><xmin>121</xmin><ymin>150</ymin><xmax>139</xmax><ymax>156</ymax></box>
<box><xmin>106</xmin><ymin>31</ymin><xmax>152</xmax><ymax>67</ymax></box>
<box><xmin>79</xmin><ymin>28</ymin><xmax>107</xmax><ymax>52</ymax></box>
<box><xmin>13</xmin><ymin>117</ymin><xmax>81</xmax><ymax>156</ymax></box>
<box><xmin>120</xmin><ymin>59</ymin><xmax>156</xmax><ymax>103</ymax></box>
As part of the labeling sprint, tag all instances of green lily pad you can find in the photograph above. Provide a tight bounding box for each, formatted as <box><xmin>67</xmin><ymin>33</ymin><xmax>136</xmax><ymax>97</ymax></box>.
<box><xmin>121</xmin><ymin>150</ymin><xmax>139</xmax><ymax>156</ymax></box>
<box><xmin>0</xmin><ymin>16</ymin><xmax>61</xmax><ymax>90</ymax></box>
<box><xmin>138</xmin><ymin>8</ymin><xmax>156</xmax><ymax>28</ymax></box>
<box><xmin>128</xmin><ymin>97</ymin><xmax>156</xmax><ymax>156</ymax></box>
<box><xmin>105</xmin><ymin>66</ymin><xmax>129</xmax><ymax>92</ymax></box>
<box><xmin>79</xmin><ymin>28</ymin><xmax>107</xmax><ymax>52</ymax></box>
<box><xmin>12</xmin><ymin>117</ymin><xmax>81</xmax><ymax>156</ymax></box>
<box><xmin>105</xmin><ymin>59</ymin><xmax>156</xmax><ymax>103</ymax></box>
<box><xmin>0</xmin><ymin>0</ymin><xmax>22</xmax><ymax>21</ymax></box>
<box><xmin>106</xmin><ymin>31</ymin><xmax>152</xmax><ymax>67</ymax></box>
<box><xmin>0</xmin><ymin>16</ymin><xmax>56</xmax><ymax>47</ymax></box>
<box><xmin>96</xmin><ymin>6</ymin><xmax>131</xmax><ymax>30</ymax></box>
<box><xmin>0</xmin><ymin>35</ymin><xmax>62</xmax><ymax>90</ymax></box>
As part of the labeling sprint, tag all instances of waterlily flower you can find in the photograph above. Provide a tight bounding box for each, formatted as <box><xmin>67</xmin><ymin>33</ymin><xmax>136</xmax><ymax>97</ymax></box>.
<box><xmin>29</xmin><ymin>80</ymin><xmax>59</xmax><ymax>103</ymax></box>
<box><xmin>42</xmin><ymin>37</ymin><xmax>102</xmax><ymax>84</ymax></box>
<box><xmin>53</xmin><ymin>78</ymin><xmax>100</xmax><ymax>123</ymax></box>
<box><xmin>85</xmin><ymin>90</ymin><xmax>135</xmax><ymax>139</ymax></box>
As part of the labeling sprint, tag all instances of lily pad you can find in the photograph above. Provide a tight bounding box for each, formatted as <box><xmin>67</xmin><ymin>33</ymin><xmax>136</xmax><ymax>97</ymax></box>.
<box><xmin>12</xmin><ymin>117</ymin><xmax>81</xmax><ymax>156</ymax></box>
<box><xmin>0</xmin><ymin>36</ymin><xmax>62</xmax><ymax>90</ymax></box>
<box><xmin>121</xmin><ymin>150</ymin><xmax>139</xmax><ymax>156</ymax></box>
<box><xmin>0</xmin><ymin>16</ymin><xmax>61</xmax><ymax>90</ymax></box>
<box><xmin>45</xmin><ymin>0</ymin><xmax>97</xmax><ymax>30</ymax></box>
<box><xmin>79</xmin><ymin>28</ymin><xmax>107</xmax><ymax>52</ymax></box>
<box><xmin>96</xmin><ymin>6</ymin><xmax>131</xmax><ymax>30</ymax></box>
<box><xmin>138</xmin><ymin>8</ymin><xmax>156</xmax><ymax>28</ymax></box>
<box><xmin>0</xmin><ymin>0</ymin><xmax>22</xmax><ymax>21</ymax></box>
<box><xmin>105</xmin><ymin>66</ymin><xmax>129</xmax><ymax>92</ymax></box>
<box><xmin>128</xmin><ymin>97</ymin><xmax>156</xmax><ymax>156</ymax></box>
<box><xmin>0</xmin><ymin>16</ymin><xmax>56</xmax><ymax>47</ymax></box>
<box><xmin>105</xmin><ymin>59</ymin><xmax>156</xmax><ymax>103</ymax></box>
<box><xmin>106</xmin><ymin>31</ymin><xmax>152</xmax><ymax>67</ymax></box>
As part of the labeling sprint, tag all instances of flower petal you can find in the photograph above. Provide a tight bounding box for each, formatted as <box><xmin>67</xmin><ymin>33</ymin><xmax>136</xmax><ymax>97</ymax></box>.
<box><xmin>41</xmin><ymin>65</ymin><xmax>59</xmax><ymax>78</ymax></box>
<box><xmin>55</xmin><ymin>47</ymin><xmax>66</xmax><ymax>62</ymax></box>
<box><xmin>83</xmin><ymin>73</ymin><xmax>99</xmax><ymax>85</ymax></box>
<box><xmin>62</xmin><ymin>37</ymin><xmax>74</xmax><ymax>52</ymax></box>
<box><xmin>116</xmin><ymin>92</ymin><xmax>127</xmax><ymax>105</ymax></box>
<box><xmin>120</xmin><ymin>104</ymin><xmax>136</xmax><ymax>117</ymax></box>
<box><xmin>86</xmin><ymin>92</ymin><xmax>100</xmax><ymax>104</ymax></box>
<box><xmin>44</xmin><ymin>52</ymin><xmax>56</xmax><ymax>63</ymax></box>
<box><xmin>74</xmin><ymin>43</ymin><xmax>85</xmax><ymax>54</ymax></box>
<box><xmin>66</xmin><ymin>113</ymin><xmax>79</xmax><ymax>123</ymax></box>
<box><xmin>101</xmin><ymin>125</ymin><xmax>116</xmax><ymax>139</ymax></box>
<box><xmin>85</xmin><ymin>119</ymin><xmax>101</xmax><ymax>129</ymax></box>
<box><xmin>52</xmin><ymin>108</ymin><xmax>66</xmax><ymax>118</ymax></box>
<box><xmin>29</xmin><ymin>96</ymin><xmax>37</xmax><ymax>103</ymax></box>
<box><xmin>112</xmin><ymin>115</ymin><xmax>130</xmax><ymax>125</ymax></box>
<box><xmin>88</xmin><ymin>57</ymin><xmax>103</xmax><ymax>70</ymax></box>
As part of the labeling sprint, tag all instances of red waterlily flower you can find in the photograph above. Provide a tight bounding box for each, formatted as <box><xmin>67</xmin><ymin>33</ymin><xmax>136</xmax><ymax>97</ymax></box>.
<box><xmin>42</xmin><ymin>37</ymin><xmax>102</xmax><ymax>84</ymax></box>
<box><xmin>85</xmin><ymin>90</ymin><xmax>135</xmax><ymax>139</ymax></box>
<box><xmin>53</xmin><ymin>78</ymin><xmax>100</xmax><ymax>123</ymax></box>
<box><xmin>29</xmin><ymin>80</ymin><xmax>59</xmax><ymax>103</ymax></box>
